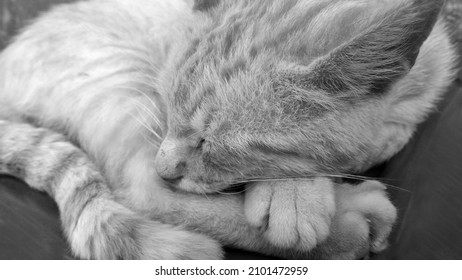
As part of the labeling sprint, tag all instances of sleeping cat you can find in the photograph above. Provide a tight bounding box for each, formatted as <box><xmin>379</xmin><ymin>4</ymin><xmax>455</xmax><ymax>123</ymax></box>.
<box><xmin>0</xmin><ymin>0</ymin><xmax>456</xmax><ymax>259</ymax></box>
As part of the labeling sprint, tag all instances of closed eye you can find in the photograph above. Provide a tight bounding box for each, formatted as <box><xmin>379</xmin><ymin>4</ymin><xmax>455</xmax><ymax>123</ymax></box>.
<box><xmin>249</xmin><ymin>142</ymin><xmax>301</xmax><ymax>157</ymax></box>
<box><xmin>197</xmin><ymin>138</ymin><xmax>205</xmax><ymax>150</ymax></box>
<box><xmin>222</xmin><ymin>182</ymin><xmax>247</xmax><ymax>194</ymax></box>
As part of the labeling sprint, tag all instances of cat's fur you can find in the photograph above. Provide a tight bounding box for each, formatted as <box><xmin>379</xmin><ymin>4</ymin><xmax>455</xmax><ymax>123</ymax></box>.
<box><xmin>0</xmin><ymin>0</ymin><xmax>456</xmax><ymax>259</ymax></box>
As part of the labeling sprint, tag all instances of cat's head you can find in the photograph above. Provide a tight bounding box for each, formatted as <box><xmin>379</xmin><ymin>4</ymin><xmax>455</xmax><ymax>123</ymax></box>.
<box><xmin>154</xmin><ymin>0</ymin><xmax>446</xmax><ymax>193</ymax></box>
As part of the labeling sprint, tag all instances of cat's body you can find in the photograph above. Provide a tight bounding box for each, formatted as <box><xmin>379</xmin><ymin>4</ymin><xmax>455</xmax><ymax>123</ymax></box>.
<box><xmin>0</xmin><ymin>0</ymin><xmax>456</xmax><ymax>259</ymax></box>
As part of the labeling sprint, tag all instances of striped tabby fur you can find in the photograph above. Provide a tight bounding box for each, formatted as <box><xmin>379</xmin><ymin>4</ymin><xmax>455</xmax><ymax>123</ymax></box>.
<box><xmin>0</xmin><ymin>0</ymin><xmax>456</xmax><ymax>259</ymax></box>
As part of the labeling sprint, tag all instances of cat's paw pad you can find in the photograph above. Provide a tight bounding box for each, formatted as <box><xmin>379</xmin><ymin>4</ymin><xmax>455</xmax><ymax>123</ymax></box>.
<box><xmin>316</xmin><ymin>180</ymin><xmax>397</xmax><ymax>259</ymax></box>
<box><xmin>244</xmin><ymin>178</ymin><xmax>336</xmax><ymax>251</ymax></box>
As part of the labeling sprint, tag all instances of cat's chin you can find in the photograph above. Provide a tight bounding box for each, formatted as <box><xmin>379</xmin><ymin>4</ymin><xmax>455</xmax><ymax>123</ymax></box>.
<box><xmin>173</xmin><ymin>178</ymin><xmax>229</xmax><ymax>194</ymax></box>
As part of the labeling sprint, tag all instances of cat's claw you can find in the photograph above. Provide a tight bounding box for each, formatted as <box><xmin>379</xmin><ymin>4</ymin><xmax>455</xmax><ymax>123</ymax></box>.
<box><xmin>244</xmin><ymin>178</ymin><xmax>336</xmax><ymax>251</ymax></box>
<box><xmin>314</xmin><ymin>180</ymin><xmax>397</xmax><ymax>259</ymax></box>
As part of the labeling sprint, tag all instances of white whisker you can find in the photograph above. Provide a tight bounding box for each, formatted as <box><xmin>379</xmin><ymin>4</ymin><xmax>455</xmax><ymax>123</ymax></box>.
<box><xmin>228</xmin><ymin>174</ymin><xmax>410</xmax><ymax>193</ymax></box>
<box><xmin>128</xmin><ymin>110</ymin><xmax>162</xmax><ymax>140</ymax></box>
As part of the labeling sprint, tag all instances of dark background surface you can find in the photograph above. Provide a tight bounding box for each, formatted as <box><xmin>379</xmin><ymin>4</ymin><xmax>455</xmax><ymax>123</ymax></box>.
<box><xmin>1</xmin><ymin>0</ymin><xmax>462</xmax><ymax>260</ymax></box>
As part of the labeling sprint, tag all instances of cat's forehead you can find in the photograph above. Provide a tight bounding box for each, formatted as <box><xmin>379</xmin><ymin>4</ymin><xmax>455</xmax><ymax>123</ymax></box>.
<box><xmin>191</xmin><ymin>0</ymin><xmax>385</xmax><ymax>60</ymax></box>
<box><xmin>170</xmin><ymin>0</ymin><xmax>388</xmax><ymax>96</ymax></box>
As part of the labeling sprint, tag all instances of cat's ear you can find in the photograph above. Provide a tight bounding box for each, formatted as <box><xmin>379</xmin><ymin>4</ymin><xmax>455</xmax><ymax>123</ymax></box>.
<box><xmin>193</xmin><ymin>0</ymin><xmax>220</xmax><ymax>11</ymax></box>
<box><xmin>292</xmin><ymin>0</ymin><xmax>445</xmax><ymax>94</ymax></box>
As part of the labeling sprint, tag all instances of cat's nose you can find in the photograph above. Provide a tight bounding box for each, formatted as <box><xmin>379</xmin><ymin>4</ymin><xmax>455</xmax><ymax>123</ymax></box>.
<box><xmin>155</xmin><ymin>139</ymin><xmax>187</xmax><ymax>181</ymax></box>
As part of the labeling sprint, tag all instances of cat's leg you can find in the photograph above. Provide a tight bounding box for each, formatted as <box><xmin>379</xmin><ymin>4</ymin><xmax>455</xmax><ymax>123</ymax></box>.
<box><xmin>0</xmin><ymin>120</ymin><xmax>222</xmax><ymax>259</ymax></box>
<box><xmin>158</xmin><ymin>178</ymin><xmax>396</xmax><ymax>259</ymax></box>
<box><xmin>151</xmin><ymin>188</ymin><xmax>279</xmax><ymax>256</ymax></box>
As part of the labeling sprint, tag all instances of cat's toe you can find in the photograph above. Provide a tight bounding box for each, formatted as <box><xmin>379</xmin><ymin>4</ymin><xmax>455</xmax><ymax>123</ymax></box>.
<box><xmin>295</xmin><ymin>178</ymin><xmax>336</xmax><ymax>249</ymax></box>
<box><xmin>244</xmin><ymin>183</ymin><xmax>273</xmax><ymax>230</ymax></box>
<box><xmin>263</xmin><ymin>194</ymin><xmax>300</xmax><ymax>248</ymax></box>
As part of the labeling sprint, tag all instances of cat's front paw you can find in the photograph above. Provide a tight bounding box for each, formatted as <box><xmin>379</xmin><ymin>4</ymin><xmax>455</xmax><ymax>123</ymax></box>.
<box><xmin>244</xmin><ymin>178</ymin><xmax>336</xmax><ymax>251</ymax></box>
<box><xmin>68</xmin><ymin>199</ymin><xmax>223</xmax><ymax>259</ymax></box>
<box><xmin>314</xmin><ymin>180</ymin><xmax>397</xmax><ymax>259</ymax></box>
